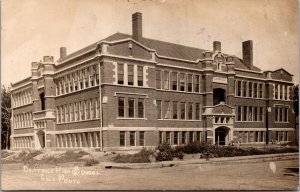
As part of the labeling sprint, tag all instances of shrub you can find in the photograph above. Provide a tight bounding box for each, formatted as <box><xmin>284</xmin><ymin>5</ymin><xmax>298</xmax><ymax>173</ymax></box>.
<box><xmin>156</xmin><ymin>143</ymin><xmax>174</xmax><ymax>161</ymax></box>
<box><xmin>84</xmin><ymin>158</ymin><xmax>99</xmax><ymax>166</ymax></box>
<box><xmin>113</xmin><ymin>148</ymin><xmax>153</xmax><ymax>163</ymax></box>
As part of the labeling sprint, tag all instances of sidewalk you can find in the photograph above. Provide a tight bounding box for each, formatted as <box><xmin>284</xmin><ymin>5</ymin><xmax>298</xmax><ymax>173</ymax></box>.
<box><xmin>98</xmin><ymin>152</ymin><xmax>299</xmax><ymax>169</ymax></box>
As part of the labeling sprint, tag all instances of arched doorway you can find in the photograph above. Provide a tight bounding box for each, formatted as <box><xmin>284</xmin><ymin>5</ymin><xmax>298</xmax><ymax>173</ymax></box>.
<box><xmin>36</xmin><ymin>130</ymin><xmax>45</xmax><ymax>148</ymax></box>
<box><xmin>215</xmin><ymin>127</ymin><xmax>229</xmax><ymax>145</ymax></box>
<box><xmin>213</xmin><ymin>88</ymin><xmax>226</xmax><ymax>105</ymax></box>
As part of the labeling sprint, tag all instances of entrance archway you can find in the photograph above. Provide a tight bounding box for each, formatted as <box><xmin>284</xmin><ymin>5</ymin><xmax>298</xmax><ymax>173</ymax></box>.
<box><xmin>215</xmin><ymin>127</ymin><xmax>229</xmax><ymax>145</ymax></box>
<box><xmin>36</xmin><ymin>130</ymin><xmax>45</xmax><ymax>148</ymax></box>
<box><xmin>213</xmin><ymin>88</ymin><xmax>226</xmax><ymax>105</ymax></box>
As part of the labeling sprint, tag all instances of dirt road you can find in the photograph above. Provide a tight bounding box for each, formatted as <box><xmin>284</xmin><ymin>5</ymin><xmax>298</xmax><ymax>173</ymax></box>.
<box><xmin>1</xmin><ymin>158</ymin><xmax>298</xmax><ymax>190</ymax></box>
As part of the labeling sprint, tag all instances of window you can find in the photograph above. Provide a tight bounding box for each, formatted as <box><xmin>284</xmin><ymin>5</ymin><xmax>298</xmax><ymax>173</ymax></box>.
<box><xmin>248</xmin><ymin>106</ymin><xmax>252</xmax><ymax>121</ymax></box>
<box><xmin>128</xmin><ymin>98</ymin><xmax>135</xmax><ymax>118</ymax></box>
<box><xmin>128</xmin><ymin>65</ymin><xmax>134</xmax><ymax>86</ymax></box>
<box><xmin>120</xmin><ymin>131</ymin><xmax>125</xmax><ymax>146</ymax></box>
<box><xmin>172</xmin><ymin>101</ymin><xmax>178</xmax><ymax>119</ymax></box>
<box><xmin>182</xmin><ymin>131</ymin><xmax>186</xmax><ymax>144</ymax></box>
<box><xmin>243</xmin><ymin>81</ymin><xmax>247</xmax><ymax>97</ymax></box>
<box><xmin>118</xmin><ymin>63</ymin><xmax>124</xmax><ymax>85</ymax></box>
<box><xmin>285</xmin><ymin>131</ymin><xmax>288</xmax><ymax>141</ymax></box>
<box><xmin>248</xmin><ymin>82</ymin><xmax>253</xmax><ymax>97</ymax></box>
<box><xmin>179</xmin><ymin>73</ymin><xmax>185</xmax><ymax>91</ymax></box>
<box><xmin>57</xmin><ymin>107</ymin><xmax>61</xmax><ymax>123</ymax></box>
<box><xmin>180</xmin><ymin>102</ymin><xmax>185</xmax><ymax>120</ymax></box>
<box><xmin>61</xmin><ymin>105</ymin><xmax>65</xmax><ymax>122</ymax></box>
<box><xmin>139</xmin><ymin>131</ymin><xmax>145</xmax><ymax>146</ymax></box>
<box><xmin>65</xmin><ymin>104</ymin><xmax>69</xmax><ymax>122</ymax></box>
<box><xmin>79</xmin><ymin>70</ymin><xmax>83</xmax><ymax>90</ymax></box>
<box><xmin>138</xmin><ymin>66</ymin><xmax>143</xmax><ymax>86</ymax></box>
<box><xmin>166</xmin><ymin>131</ymin><xmax>171</xmax><ymax>144</ymax></box>
<box><xmin>284</xmin><ymin>108</ymin><xmax>288</xmax><ymax>122</ymax></box>
<box><xmin>171</xmin><ymin>72</ymin><xmax>177</xmax><ymax>91</ymax></box>
<box><xmin>164</xmin><ymin>101</ymin><xmax>171</xmax><ymax>119</ymax></box>
<box><xmin>40</xmin><ymin>92</ymin><xmax>45</xmax><ymax>110</ymax></box>
<box><xmin>95</xmin><ymin>64</ymin><xmax>100</xmax><ymax>85</ymax></box>
<box><xmin>156</xmin><ymin>70</ymin><xmax>162</xmax><ymax>89</ymax></box>
<box><xmin>86</xmin><ymin>100</ymin><xmax>90</xmax><ymax>120</ymax></box>
<box><xmin>285</xmin><ymin>86</ymin><xmax>288</xmax><ymax>100</ymax></box>
<box><xmin>259</xmin><ymin>84</ymin><xmax>263</xmax><ymax>98</ymax></box>
<box><xmin>163</xmin><ymin>71</ymin><xmax>170</xmax><ymax>90</ymax></box>
<box><xmin>274</xmin><ymin>84</ymin><xmax>278</xmax><ymax>99</ymax></box>
<box><xmin>90</xmin><ymin>99</ymin><xmax>95</xmax><ymax>119</ymax></box>
<box><xmin>118</xmin><ymin>97</ymin><xmax>125</xmax><ymax>117</ymax></box>
<box><xmin>279</xmin><ymin>108</ymin><xmax>283</xmax><ymax>122</ymax></box>
<box><xmin>259</xmin><ymin>107</ymin><xmax>263</xmax><ymax>122</ymax></box>
<box><xmin>81</xmin><ymin>101</ymin><xmax>85</xmax><ymax>120</ymax></box>
<box><xmin>254</xmin><ymin>107</ymin><xmax>258</xmax><ymax>121</ymax></box>
<box><xmin>280</xmin><ymin>85</ymin><xmax>283</xmax><ymax>100</ymax></box>
<box><xmin>187</xmin><ymin>74</ymin><xmax>193</xmax><ymax>92</ymax></box>
<box><xmin>90</xmin><ymin>66</ymin><xmax>94</xmax><ymax>87</ymax></box>
<box><xmin>96</xmin><ymin>98</ymin><xmax>100</xmax><ymax>119</ymax></box>
<box><xmin>194</xmin><ymin>75</ymin><xmax>200</xmax><ymax>93</ymax></box>
<box><xmin>159</xmin><ymin>131</ymin><xmax>163</xmax><ymax>144</ymax></box>
<box><xmin>157</xmin><ymin>100</ymin><xmax>162</xmax><ymax>119</ymax></box>
<box><xmin>253</xmin><ymin>83</ymin><xmax>257</xmax><ymax>98</ymax></box>
<box><xmin>237</xmin><ymin>81</ymin><xmax>241</xmax><ymax>96</ymax></box>
<box><xmin>189</xmin><ymin>132</ymin><xmax>193</xmax><ymax>143</ymax></box>
<box><xmin>74</xmin><ymin>103</ymin><xmax>78</xmax><ymax>121</ymax></box>
<box><xmin>195</xmin><ymin>103</ymin><xmax>200</xmax><ymax>120</ymax></box>
<box><xmin>84</xmin><ymin>68</ymin><xmax>89</xmax><ymax>88</ymax></box>
<box><xmin>70</xmin><ymin>103</ymin><xmax>74</xmax><ymax>122</ymax></box>
<box><xmin>196</xmin><ymin>131</ymin><xmax>201</xmax><ymax>142</ymax></box>
<box><xmin>187</xmin><ymin>102</ymin><xmax>193</xmax><ymax>120</ymax></box>
<box><xmin>130</xmin><ymin>131</ymin><xmax>135</xmax><ymax>146</ymax></box>
<box><xmin>174</xmin><ymin>131</ymin><xmax>179</xmax><ymax>145</ymax></box>
<box><xmin>137</xmin><ymin>98</ymin><xmax>144</xmax><ymax>118</ymax></box>
<box><xmin>74</xmin><ymin>71</ymin><xmax>78</xmax><ymax>91</ymax></box>
<box><xmin>243</xmin><ymin>106</ymin><xmax>247</xmax><ymax>121</ymax></box>
<box><xmin>275</xmin><ymin>107</ymin><xmax>279</xmax><ymax>122</ymax></box>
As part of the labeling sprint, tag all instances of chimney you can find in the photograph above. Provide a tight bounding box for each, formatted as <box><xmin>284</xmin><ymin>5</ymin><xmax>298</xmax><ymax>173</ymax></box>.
<box><xmin>213</xmin><ymin>41</ymin><xmax>221</xmax><ymax>52</ymax></box>
<box><xmin>132</xmin><ymin>12</ymin><xmax>142</xmax><ymax>42</ymax></box>
<box><xmin>60</xmin><ymin>47</ymin><xmax>67</xmax><ymax>59</ymax></box>
<box><xmin>242</xmin><ymin>40</ymin><xmax>253</xmax><ymax>69</ymax></box>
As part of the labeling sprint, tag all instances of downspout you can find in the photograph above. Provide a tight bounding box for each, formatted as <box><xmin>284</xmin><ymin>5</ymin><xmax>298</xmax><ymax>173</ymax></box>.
<box><xmin>98</xmin><ymin>56</ymin><xmax>103</xmax><ymax>152</ymax></box>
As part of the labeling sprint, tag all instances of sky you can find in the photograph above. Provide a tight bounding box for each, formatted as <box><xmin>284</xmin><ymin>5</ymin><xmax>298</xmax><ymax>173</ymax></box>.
<box><xmin>1</xmin><ymin>0</ymin><xmax>299</xmax><ymax>87</ymax></box>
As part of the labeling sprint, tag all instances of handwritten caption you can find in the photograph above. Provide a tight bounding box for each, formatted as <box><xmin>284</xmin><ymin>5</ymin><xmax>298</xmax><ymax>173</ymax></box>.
<box><xmin>23</xmin><ymin>165</ymin><xmax>100</xmax><ymax>184</ymax></box>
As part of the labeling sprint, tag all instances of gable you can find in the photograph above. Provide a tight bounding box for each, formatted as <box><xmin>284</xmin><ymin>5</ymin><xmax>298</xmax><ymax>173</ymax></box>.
<box><xmin>212</xmin><ymin>104</ymin><xmax>234</xmax><ymax>114</ymax></box>
<box><xmin>271</xmin><ymin>68</ymin><xmax>293</xmax><ymax>81</ymax></box>
<box><xmin>107</xmin><ymin>40</ymin><xmax>153</xmax><ymax>60</ymax></box>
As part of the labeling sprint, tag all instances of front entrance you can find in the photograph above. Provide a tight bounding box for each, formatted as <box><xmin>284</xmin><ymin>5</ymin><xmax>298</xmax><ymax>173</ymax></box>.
<box><xmin>215</xmin><ymin>127</ymin><xmax>229</xmax><ymax>145</ymax></box>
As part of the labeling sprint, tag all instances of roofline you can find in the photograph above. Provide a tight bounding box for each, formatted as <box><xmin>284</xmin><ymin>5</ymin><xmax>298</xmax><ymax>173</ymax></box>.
<box><xmin>11</xmin><ymin>76</ymin><xmax>32</xmax><ymax>87</ymax></box>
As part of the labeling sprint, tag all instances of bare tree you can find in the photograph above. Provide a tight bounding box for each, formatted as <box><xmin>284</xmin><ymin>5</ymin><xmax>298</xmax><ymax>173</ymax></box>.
<box><xmin>1</xmin><ymin>86</ymin><xmax>11</xmax><ymax>150</ymax></box>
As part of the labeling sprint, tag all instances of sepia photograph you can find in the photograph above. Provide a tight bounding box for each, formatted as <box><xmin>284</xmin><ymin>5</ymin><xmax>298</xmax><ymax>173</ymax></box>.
<box><xmin>1</xmin><ymin>0</ymin><xmax>299</xmax><ymax>190</ymax></box>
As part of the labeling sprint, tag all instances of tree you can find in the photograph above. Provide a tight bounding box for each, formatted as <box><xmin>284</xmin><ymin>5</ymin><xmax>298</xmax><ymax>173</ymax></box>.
<box><xmin>1</xmin><ymin>86</ymin><xmax>11</xmax><ymax>150</ymax></box>
<box><xmin>292</xmin><ymin>84</ymin><xmax>299</xmax><ymax>116</ymax></box>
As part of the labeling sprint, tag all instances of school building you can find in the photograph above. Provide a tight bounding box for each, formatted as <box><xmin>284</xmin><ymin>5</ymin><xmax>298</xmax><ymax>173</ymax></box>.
<box><xmin>10</xmin><ymin>12</ymin><xmax>295</xmax><ymax>150</ymax></box>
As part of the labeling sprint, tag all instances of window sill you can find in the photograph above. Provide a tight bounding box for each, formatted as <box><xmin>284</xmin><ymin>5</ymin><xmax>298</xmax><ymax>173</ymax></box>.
<box><xmin>275</xmin><ymin>122</ymin><xmax>290</xmax><ymax>124</ymax></box>
<box><xmin>117</xmin><ymin>117</ymin><xmax>147</xmax><ymax>120</ymax></box>
<box><xmin>157</xmin><ymin>119</ymin><xmax>202</xmax><ymax>122</ymax></box>
<box><xmin>14</xmin><ymin>126</ymin><xmax>34</xmax><ymax>130</ymax></box>
<box><xmin>56</xmin><ymin>85</ymin><xmax>99</xmax><ymax>97</ymax></box>
<box><xmin>57</xmin><ymin>118</ymin><xmax>101</xmax><ymax>125</ymax></box>
<box><xmin>235</xmin><ymin>121</ymin><xmax>264</xmax><ymax>122</ymax></box>
<box><xmin>156</xmin><ymin>89</ymin><xmax>203</xmax><ymax>95</ymax></box>
<box><xmin>12</xmin><ymin>103</ymin><xmax>33</xmax><ymax>109</ymax></box>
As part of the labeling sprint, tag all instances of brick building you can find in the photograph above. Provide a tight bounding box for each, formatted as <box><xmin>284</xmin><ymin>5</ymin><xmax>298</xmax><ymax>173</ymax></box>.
<box><xmin>10</xmin><ymin>12</ymin><xmax>295</xmax><ymax>150</ymax></box>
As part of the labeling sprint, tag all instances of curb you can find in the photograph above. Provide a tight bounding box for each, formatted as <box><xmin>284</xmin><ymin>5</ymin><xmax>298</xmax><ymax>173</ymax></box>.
<box><xmin>100</xmin><ymin>152</ymin><xmax>299</xmax><ymax>169</ymax></box>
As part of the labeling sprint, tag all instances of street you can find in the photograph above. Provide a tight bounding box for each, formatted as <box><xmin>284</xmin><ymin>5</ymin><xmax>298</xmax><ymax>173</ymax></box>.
<box><xmin>1</xmin><ymin>158</ymin><xmax>298</xmax><ymax>190</ymax></box>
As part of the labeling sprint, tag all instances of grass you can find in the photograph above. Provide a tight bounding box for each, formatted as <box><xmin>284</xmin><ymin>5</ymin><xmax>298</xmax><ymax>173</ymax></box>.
<box><xmin>84</xmin><ymin>158</ymin><xmax>99</xmax><ymax>166</ymax></box>
<box><xmin>113</xmin><ymin>148</ymin><xmax>154</xmax><ymax>163</ymax></box>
